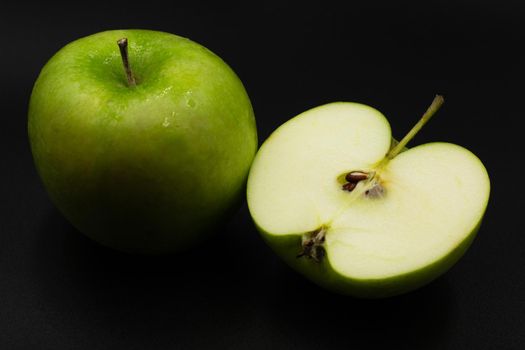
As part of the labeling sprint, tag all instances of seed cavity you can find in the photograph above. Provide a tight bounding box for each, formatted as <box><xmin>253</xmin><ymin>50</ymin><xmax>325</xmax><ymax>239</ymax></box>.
<box><xmin>341</xmin><ymin>170</ymin><xmax>386</xmax><ymax>198</ymax></box>
<box><xmin>342</xmin><ymin>170</ymin><xmax>369</xmax><ymax>192</ymax></box>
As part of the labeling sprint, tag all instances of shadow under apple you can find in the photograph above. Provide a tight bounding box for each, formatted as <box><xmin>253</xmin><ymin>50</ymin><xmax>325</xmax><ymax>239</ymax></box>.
<box><xmin>32</xmin><ymin>205</ymin><xmax>273</xmax><ymax>347</ymax></box>
<box><xmin>259</xmin><ymin>256</ymin><xmax>456</xmax><ymax>349</ymax></box>
<box><xmin>32</xmin><ymin>205</ymin><xmax>455</xmax><ymax>349</ymax></box>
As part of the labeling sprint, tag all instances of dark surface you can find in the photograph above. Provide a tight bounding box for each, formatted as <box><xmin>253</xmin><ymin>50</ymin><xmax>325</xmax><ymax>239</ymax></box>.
<box><xmin>1</xmin><ymin>1</ymin><xmax>524</xmax><ymax>349</ymax></box>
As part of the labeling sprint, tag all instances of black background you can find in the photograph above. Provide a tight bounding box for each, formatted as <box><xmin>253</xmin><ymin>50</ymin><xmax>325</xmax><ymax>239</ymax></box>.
<box><xmin>1</xmin><ymin>1</ymin><xmax>524</xmax><ymax>349</ymax></box>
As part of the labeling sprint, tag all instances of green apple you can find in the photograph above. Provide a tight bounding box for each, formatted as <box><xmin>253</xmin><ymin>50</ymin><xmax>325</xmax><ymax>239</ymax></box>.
<box><xmin>247</xmin><ymin>96</ymin><xmax>490</xmax><ymax>297</ymax></box>
<box><xmin>29</xmin><ymin>29</ymin><xmax>257</xmax><ymax>254</ymax></box>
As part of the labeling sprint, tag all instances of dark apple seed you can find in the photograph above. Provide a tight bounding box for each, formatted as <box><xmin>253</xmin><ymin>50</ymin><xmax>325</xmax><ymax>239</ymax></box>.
<box><xmin>345</xmin><ymin>171</ymin><xmax>369</xmax><ymax>182</ymax></box>
<box><xmin>342</xmin><ymin>182</ymin><xmax>357</xmax><ymax>192</ymax></box>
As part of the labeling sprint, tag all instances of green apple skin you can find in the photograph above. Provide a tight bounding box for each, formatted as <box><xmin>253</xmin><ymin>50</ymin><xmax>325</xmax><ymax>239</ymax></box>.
<box><xmin>28</xmin><ymin>30</ymin><xmax>257</xmax><ymax>254</ymax></box>
<box><xmin>257</xmin><ymin>219</ymin><xmax>481</xmax><ymax>298</ymax></box>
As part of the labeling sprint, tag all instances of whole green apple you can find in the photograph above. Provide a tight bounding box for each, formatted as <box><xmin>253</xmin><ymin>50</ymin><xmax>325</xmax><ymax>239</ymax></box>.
<box><xmin>29</xmin><ymin>29</ymin><xmax>257</xmax><ymax>253</ymax></box>
<box><xmin>247</xmin><ymin>96</ymin><xmax>490</xmax><ymax>297</ymax></box>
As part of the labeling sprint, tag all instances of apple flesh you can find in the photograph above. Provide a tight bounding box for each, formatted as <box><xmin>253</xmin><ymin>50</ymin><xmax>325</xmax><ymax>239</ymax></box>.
<box><xmin>247</xmin><ymin>100</ymin><xmax>490</xmax><ymax>297</ymax></box>
<box><xmin>29</xmin><ymin>30</ymin><xmax>257</xmax><ymax>254</ymax></box>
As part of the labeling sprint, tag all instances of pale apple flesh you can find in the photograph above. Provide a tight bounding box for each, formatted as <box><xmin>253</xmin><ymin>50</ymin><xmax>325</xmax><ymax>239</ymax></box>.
<box><xmin>247</xmin><ymin>103</ymin><xmax>490</xmax><ymax>297</ymax></box>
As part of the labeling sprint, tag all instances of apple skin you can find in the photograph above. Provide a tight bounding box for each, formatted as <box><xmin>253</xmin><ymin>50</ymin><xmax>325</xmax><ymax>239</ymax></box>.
<box><xmin>252</xmin><ymin>142</ymin><xmax>488</xmax><ymax>298</ymax></box>
<box><xmin>258</xmin><ymin>221</ymin><xmax>480</xmax><ymax>298</ymax></box>
<box><xmin>28</xmin><ymin>30</ymin><xmax>257</xmax><ymax>254</ymax></box>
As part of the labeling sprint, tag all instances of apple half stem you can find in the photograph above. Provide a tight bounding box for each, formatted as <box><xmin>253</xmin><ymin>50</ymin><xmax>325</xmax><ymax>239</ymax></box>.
<box><xmin>117</xmin><ymin>38</ymin><xmax>137</xmax><ymax>87</ymax></box>
<box><xmin>386</xmin><ymin>95</ymin><xmax>445</xmax><ymax>160</ymax></box>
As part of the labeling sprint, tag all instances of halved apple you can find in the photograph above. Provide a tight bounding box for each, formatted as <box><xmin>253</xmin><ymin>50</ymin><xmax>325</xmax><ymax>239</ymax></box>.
<box><xmin>247</xmin><ymin>96</ymin><xmax>490</xmax><ymax>298</ymax></box>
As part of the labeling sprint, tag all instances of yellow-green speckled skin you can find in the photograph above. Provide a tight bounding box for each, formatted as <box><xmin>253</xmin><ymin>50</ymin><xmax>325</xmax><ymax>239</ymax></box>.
<box><xmin>29</xmin><ymin>30</ymin><xmax>257</xmax><ymax>253</ymax></box>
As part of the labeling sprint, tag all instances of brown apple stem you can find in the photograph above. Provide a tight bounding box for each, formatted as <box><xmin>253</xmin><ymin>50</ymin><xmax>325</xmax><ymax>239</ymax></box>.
<box><xmin>117</xmin><ymin>38</ymin><xmax>136</xmax><ymax>86</ymax></box>
<box><xmin>386</xmin><ymin>95</ymin><xmax>445</xmax><ymax>160</ymax></box>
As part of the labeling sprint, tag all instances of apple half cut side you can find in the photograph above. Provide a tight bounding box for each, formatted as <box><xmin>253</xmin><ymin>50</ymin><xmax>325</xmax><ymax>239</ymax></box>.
<box><xmin>247</xmin><ymin>98</ymin><xmax>490</xmax><ymax>298</ymax></box>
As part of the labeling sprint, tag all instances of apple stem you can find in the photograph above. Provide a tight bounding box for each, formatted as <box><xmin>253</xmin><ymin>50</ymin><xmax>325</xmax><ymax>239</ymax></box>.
<box><xmin>386</xmin><ymin>95</ymin><xmax>445</xmax><ymax>160</ymax></box>
<box><xmin>117</xmin><ymin>38</ymin><xmax>137</xmax><ymax>87</ymax></box>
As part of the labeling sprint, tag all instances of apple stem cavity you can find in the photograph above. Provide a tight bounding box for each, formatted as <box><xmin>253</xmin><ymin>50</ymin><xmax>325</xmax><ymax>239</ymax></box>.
<box><xmin>386</xmin><ymin>95</ymin><xmax>445</xmax><ymax>160</ymax></box>
<box><xmin>117</xmin><ymin>38</ymin><xmax>137</xmax><ymax>87</ymax></box>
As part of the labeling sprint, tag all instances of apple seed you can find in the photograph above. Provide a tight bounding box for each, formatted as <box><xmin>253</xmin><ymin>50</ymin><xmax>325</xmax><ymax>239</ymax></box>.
<box><xmin>345</xmin><ymin>171</ymin><xmax>369</xmax><ymax>182</ymax></box>
<box><xmin>342</xmin><ymin>182</ymin><xmax>357</xmax><ymax>192</ymax></box>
